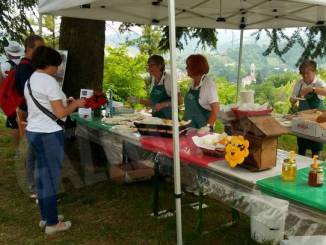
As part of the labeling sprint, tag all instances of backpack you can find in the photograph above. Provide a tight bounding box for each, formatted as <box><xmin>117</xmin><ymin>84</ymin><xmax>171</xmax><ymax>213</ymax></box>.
<box><xmin>0</xmin><ymin>59</ymin><xmax>30</xmax><ymax>117</ymax></box>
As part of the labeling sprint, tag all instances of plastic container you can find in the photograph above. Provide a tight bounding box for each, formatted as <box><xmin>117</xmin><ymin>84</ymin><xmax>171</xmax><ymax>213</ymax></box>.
<box><xmin>282</xmin><ymin>151</ymin><xmax>297</xmax><ymax>182</ymax></box>
<box><xmin>308</xmin><ymin>155</ymin><xmax>323</xmax><ymax>187</ymax></box>
<box><xmin>231</xmin><ymin>108</ymin><xmax>273</xmax><ymax>118</ymax></box>
<box><xmin>251</xmin><ymin>198</ymin><xmax>289</xmax><ymax>244</ymax></box>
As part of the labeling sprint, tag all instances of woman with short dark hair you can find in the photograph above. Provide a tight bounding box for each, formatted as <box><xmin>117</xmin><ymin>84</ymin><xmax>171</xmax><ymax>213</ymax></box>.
<box><xmin>184</xmin><ymin>54</ymin><xmax>219</xmax><ymax>133</ymax></box>
<box><xmin>128</xmin><ymin>55</ymin><xmax>181</xmax><ymax>119</ymax></box>
<box><xmin>24</xmin><ymin>46</ymin><xmax>85</xmax><ymax>234</ymax></box>
<box><xmin>290</xmin><ymin>59</ymin><xmax>326</xmax><ymax>156</ymax></box>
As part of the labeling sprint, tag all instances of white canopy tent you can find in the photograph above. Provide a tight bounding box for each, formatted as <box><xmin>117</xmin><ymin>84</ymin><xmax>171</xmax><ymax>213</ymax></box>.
<box><xmin>39</xmin><ymin>1</ymin><xmax>326</xmax><ymax>244</ymax></box>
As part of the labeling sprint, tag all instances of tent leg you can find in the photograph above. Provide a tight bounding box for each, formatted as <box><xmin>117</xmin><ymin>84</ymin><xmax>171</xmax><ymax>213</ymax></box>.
<box><xmin>153</xmin><ymin>154</ymin><xmax>160</xmax><ymax>216</ymax></box>
<box><xmin>236</xmin><ymin>29</ymin><xmax>244</xmax><ymax>102</ymax></box>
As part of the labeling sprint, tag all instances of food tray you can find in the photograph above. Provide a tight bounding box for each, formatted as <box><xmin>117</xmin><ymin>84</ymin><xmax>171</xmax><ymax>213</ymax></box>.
<box><xmin>134</xmin><ymin>121</ymin><xmax>191</xmax><ymax>137</ymax></box>
<box><xmin>231</xmin><ymin>108</ymin><xmax>273</xmax><ymax>118</ymax></box>
<box><xmin>200</xmin><ymin>147</ymin><xmax>225</xmax><ymax>158</ymax></box>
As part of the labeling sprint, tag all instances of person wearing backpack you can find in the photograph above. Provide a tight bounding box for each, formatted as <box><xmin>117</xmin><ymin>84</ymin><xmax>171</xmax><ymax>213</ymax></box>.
<box><xmin>0</xmin><ymin>40</ymin><xmax>24</xmax><ymax>158</ymax></box>
<box><xmin>15</xmin><ymin>35</ymin><xmax>45</xmax><ymax>199</ymax></box>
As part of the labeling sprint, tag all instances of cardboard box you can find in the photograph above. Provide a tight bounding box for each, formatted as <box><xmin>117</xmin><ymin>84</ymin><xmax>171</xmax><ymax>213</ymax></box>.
<box><xmin>291</xmin><ymin>119</ymin><xmax>326</xmax><ymax>138</ymax></box>
<box><xmin>231</xmin><ymin>116</ymin><xmax>288</xmax><ymax>171</ymax></box>
<box><xmin>109</xmin><ymin>162</ymin><xmax>154</xmax><ymax>184</ymax></box>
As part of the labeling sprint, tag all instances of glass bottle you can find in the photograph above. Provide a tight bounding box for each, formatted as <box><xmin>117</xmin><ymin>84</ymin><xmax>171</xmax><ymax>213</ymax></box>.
<box><xmin>282</xmin><ymin>151</ymin><xmax>297</xmax><ymax>182</ymax></box>
<box><xmin>308</xmin><ymin>155</ymin><xmax>323</xmax><ymax>187</ymax></box>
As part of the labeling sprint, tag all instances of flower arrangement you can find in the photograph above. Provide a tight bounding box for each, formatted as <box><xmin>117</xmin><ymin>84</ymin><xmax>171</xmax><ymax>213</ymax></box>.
<box><xmin>225</xmin><ymin>135</ymin><xmax>249</xmax><ymax>168</ymax></box>
<box><xmin>84</xmin><ymin>91</ymin><xmax>107</xmax><ymax>110</ymax></box>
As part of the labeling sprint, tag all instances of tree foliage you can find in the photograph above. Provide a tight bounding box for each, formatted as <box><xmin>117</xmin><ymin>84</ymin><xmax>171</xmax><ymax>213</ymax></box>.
<box><xmin>120</xmin><ymin>23</ymin><xmax>218</xmax><ymax>51</ymax></box>
<box><xmin>255</xmin><ymin>27</ymin><xmax>326</xmax><ymax>66</ymax></box>
<box><xmin>103</xmin><ymin>46</ymin><xmax>147</xmax><ymax>102</ymax></box>
<box><xmin>0</xmin><ymin>0</ymin><xmax>36</xmax><ymax>51</ymax></box>
<box><xmin>125</xmin><ymin>25</ymin><xmax>164</xmax><ymax>56</ymax></box>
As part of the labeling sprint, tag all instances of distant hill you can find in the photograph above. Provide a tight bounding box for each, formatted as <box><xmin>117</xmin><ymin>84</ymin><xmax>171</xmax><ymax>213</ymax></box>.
<box><xmin>105</xmin><ymin>26</ymin><xmax>326</xmax><ymax>81</ymax></box>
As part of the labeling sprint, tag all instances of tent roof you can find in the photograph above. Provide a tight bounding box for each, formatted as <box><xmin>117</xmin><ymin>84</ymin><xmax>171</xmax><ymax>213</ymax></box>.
<box><xmin>39</xmin><ymin>0</ymin><xmax>326</xmax><ymax>29</ymax></box>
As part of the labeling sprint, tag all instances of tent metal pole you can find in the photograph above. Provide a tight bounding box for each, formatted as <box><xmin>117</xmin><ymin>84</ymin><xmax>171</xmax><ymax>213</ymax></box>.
<box><xmin>38</xmin><ymin>14</ymin><xmax>43</xmax><ymax>36</ymax></box>
<box><xmin>168</xmin><ymin>0</ymin><xmax>183</xmax><ymax>244</ymax></box>
<box><xmin>236</xmin><ymin>29</ymin><xmax>244</xmax><ymax>102</ymax></box>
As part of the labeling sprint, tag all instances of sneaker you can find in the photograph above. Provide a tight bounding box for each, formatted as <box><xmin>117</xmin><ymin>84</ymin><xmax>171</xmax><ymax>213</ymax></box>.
<box><xmin>45</xmin><ymin>221</ymin><xmax>71</xmax><ymax>235</ymax></box>
<box><xmin>39</xmin><ymin>215</ymin><xmax>64</xmax><ymax>229</ymax></box>
<box><xmin>29</xmin><ymin>193</ymin><xmax>37</xmax><ymax>199</ymax></box>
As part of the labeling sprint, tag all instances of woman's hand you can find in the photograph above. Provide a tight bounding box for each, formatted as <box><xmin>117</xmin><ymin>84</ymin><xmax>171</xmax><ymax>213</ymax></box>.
<box><xmin>300</xmin><ymin>87</ymin><xmax>313</xmax><ymax>97</ymax></box>
<box><xmin>197</xmin><ymin>126</ymin><xmax>211</xmax><ymax>134</ymax></box>
<box><xmin>155</xmin><ymin>101</ymin><xmax>170</xmax><ymax>111</ymax></box>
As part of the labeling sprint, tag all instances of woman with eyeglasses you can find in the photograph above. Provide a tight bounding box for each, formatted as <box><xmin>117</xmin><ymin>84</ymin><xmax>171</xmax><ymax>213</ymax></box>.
<box><xmin>184</xmin><ymin>54</ymin><xmax>219</xmax><ymax>133</ymax></box>
<box><xmin>128</xmin><ymin>55</ymin><xmax>181</xmax><ymax>119</ymax></box>
<box><xmin>290</xmin><ymin>60</ymin><xmax>326</xmax><ymax>157</ymax></box>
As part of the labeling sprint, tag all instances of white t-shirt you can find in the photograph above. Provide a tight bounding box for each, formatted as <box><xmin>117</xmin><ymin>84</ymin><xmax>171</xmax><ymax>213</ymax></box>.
<box><xmin>149</xmin><ymin>72</ymin><xmax>179</xmax><ymax>96</ymax></box>
<box><xmin>292</xmin><ymin>76</ymin><xmax>326</xmax><ymax>100</ymax></box>
<box><xmin>190</xmin><ymin>74</ymin><xmax>219</xmax><ymax>111</ymax></box>
<box><xmin>24</xmin><ymin>71</ymin><xmax>67</xmax><ymax>133</ymax></box>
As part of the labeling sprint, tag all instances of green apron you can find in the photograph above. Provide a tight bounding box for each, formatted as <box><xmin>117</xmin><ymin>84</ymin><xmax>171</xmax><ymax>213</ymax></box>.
<box><xmin>297</xmin><ymin>92</ymin><xmax>324</xmax><ymax>153</ymax></box>
<box><xmin>184</xmin><ymin>87</ymin><xmax>211</xmax><ymax>129</ymax></box>
<box><xmin>150</xmin><ymin>76</ymin><xmax>172</xmax><ymax>119</ymax></box>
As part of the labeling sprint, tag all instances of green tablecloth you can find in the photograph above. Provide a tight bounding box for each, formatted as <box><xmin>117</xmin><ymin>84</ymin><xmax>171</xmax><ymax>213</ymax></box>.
<box><xmin>70</xmin><ymin>113</ymin><xmax>113</xmax><ymax>132</ymax></box>
<box><xmin>257</xmin><ymin>163</ymin><xmax>326</xmax><ymax>212</ymax></box>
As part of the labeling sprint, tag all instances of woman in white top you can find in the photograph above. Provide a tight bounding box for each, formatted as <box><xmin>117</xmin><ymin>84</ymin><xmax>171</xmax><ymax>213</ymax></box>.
<box><xmin>24</xmin><ymin>46</ymin><xmax>85</xmax><ymax>235</ymax></box>
<box><xmin>290</xmin><ymin>60</ymin><xmax>326</xmax><ymax>157</ymax></box>
<box><xmin>184</xmin><ymin>54</ymin><xmax>219</xmax><ymax>133</ymax></box>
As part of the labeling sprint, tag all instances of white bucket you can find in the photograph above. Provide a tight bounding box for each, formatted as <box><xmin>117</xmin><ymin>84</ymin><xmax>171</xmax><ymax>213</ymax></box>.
<box><xmin>240</xmin><ymin>90</ymin><xmax>255</xmax><ymax>104</ymax></box>
<box><xmin>250</xmin><ymin>198</ymin><xmax>289</xmax><ymax>245</ymax></box>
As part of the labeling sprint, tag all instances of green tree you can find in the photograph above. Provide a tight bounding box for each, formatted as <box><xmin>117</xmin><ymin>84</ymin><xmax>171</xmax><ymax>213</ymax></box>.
<box><xmin>264</xmin><ymin>72</ymin><xmax>299</xmax><ymax>88</ymax></box>
<box><xmin>126</xmin><ymin>25</ymin><xmax>164</xmax><ymax>57</ymax></box>
<box><xmin>217</xmin><ymin>77</ymin><xmax>237</xmax><ymax>104</ymax></box>
<box><xmin>256</xmin><ymin>27</ymin><xmax>326</xmax><ymax>66</ymax></box>
<box><xmin>103</xmin><ymin>46</ymin><xmax>147</xmax><ymax>102</ymax></box>
<box><xmin>0</xmin><ymin>0</ymin><xmax>36</xmax><ymax>51</ymax></box>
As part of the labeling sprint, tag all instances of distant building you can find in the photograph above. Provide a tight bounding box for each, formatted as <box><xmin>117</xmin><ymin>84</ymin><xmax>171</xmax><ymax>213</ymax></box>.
<box><xmin>242</xmin><ymin>63</ymin><xmax>256</xmax><ymax>87</ymax></box>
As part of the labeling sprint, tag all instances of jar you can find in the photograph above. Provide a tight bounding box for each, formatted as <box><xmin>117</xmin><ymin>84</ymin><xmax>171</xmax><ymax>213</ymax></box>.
<box><xmin>282</xmin><ymin>158</ymin><xmax>297</xmax><ymax>182</ymax></box>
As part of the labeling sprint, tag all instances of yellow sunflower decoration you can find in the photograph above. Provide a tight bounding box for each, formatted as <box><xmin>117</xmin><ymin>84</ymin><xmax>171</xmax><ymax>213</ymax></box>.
<box><xmin>225</xmin><ymin>135</ymin><xmax>250</xmax><ymax>168</ymax></box>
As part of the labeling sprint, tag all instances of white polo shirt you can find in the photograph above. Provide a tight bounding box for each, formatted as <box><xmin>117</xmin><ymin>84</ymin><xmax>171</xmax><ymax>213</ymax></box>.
<box><xmin>292</xmin><ymin>76</ymin><xmax>326</xmax><ymax>100</ymax></box>
<box><xmin>190</xmin><ymin>74</ymin><xmax>219</xmax><ymax>111</ymax></box>
<box><xmin>24</xmin><ymin>71</ymin><xmax>67</xmax><ymax>133</ymax></box>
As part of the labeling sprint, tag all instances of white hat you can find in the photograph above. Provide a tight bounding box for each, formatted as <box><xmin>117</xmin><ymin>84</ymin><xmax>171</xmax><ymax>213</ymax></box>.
<box><xmin>4</xmin><ymin>41</ymin><xmax>24</xmax><ymax>57</ymax></box>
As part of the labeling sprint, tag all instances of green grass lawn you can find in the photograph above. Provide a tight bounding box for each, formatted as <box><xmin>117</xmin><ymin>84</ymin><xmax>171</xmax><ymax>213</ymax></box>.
<box><xmin>0</xmin><ymin>115</ymin><xmax>261</xmax><ymax>245</ymax></box>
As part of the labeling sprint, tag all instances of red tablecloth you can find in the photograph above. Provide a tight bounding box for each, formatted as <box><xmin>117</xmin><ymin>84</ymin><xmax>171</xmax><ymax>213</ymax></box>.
<box><xmin>140</xmin><ymin>132</ymin><xmax>224</xmax><ymax>168</ymax></box>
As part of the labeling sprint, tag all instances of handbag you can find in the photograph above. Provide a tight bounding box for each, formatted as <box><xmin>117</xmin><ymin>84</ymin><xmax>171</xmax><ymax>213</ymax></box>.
<box><xmin>26</xmin><ymin>79</ymin><xmax>65</xmax><ymax>128</ymax></box>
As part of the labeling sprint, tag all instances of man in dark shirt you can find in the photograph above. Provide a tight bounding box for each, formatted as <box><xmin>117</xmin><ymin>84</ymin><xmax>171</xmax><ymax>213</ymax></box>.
<box><xmin>16</xmin><ymin>35</ymin><xmax>45</xmax><ymax>110</ymax></box>
<box><xmin>15</xmin><ymin>35</ymin><xmax>44</xmax><ymax>199</ymax></box>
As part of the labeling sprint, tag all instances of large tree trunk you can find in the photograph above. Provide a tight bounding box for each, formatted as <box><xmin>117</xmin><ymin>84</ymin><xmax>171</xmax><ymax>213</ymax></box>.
<box><xmin>59</xmin><ymin>17</ymin><xmax>105</xmax><ymax>98</ymax></box>
<box><xmin>59</xmin><ymin>17</ymin><xmax>106</xmax><ymax>170</ymax></box>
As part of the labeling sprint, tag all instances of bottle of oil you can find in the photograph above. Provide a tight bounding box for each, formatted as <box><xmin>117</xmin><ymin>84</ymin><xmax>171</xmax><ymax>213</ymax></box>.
<box><xmin>282</xmin><ymin>151</ymin><xmax>297</xmax><ymax>181</ymax></box>
<box><xmin>308</xmin><ymin>155</ymin><xmax>323</xmax><ymax>187</ymax></box>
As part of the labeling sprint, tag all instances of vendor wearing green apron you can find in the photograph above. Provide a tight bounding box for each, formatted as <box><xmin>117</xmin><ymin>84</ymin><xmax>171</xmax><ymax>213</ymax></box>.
<box><xmin>290</xmin><ymin>60</ymin><xmax>326</xmax><ymax>157</ymax></box>
<box><xmin>184</xmin><ymin>54</ymin><xmax>219</xmax><ymax>133</ymax></box>
<box><xmin>128</xmin><ymin>55</ymin><xmax>181</xmax><ymax>119</ymax></box>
